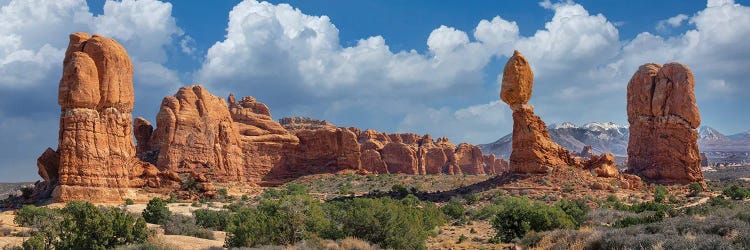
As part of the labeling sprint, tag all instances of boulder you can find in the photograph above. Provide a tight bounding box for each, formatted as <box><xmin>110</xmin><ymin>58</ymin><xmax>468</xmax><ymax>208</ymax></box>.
<box><xmin>36</xmin><ymin>148</ymin><xmax>59</xmax><ymax>182</ymax></box>
<box><xmin>584</xmin><ymin>153</ymin><xmax>619</xmax><ymax>178</ymax></box>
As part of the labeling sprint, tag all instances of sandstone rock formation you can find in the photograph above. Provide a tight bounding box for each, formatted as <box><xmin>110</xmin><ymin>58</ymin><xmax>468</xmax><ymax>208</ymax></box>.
<box><xmin>579</xmin><ymin>145</ymin><xmax>594</xmax><ymax>158</ymax></box>
<box><xmin>500</xmin><ymin>50</ymin><xmax>580</xmax><ymax>173</ymax></box>
<box><xmin>36</xmin><ymin>33</ymin><xmax>509</xmax><ymax>203</ymax></box>
<box><xmin>150</xmin><ymin>85</ymin><xmax>245</xmax><ymax>181</ymax></box>
<box><xmin>626</xmin><ymin>63</ymin><xmax>704</xmax><ymax>185</ymax></box>
<box><xmin>48</xmin><ymin>33</ymin><xmax>171</xmax><ymax>202</ymax></box>
<box><xmin>583</xmin><ymin>153</ymin><xmax>619</xmax><ymax>178</ymax></box>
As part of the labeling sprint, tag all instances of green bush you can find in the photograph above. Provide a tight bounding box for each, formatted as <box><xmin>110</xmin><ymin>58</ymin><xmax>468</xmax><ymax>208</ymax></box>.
<box><xmin>163</xmin><ymin>214</ymin><xmax>215</xmax><ymax>240</ymax></box>
<box><xmin>391</xmin><ymin>183</ymin><xmax>409</xmax><ymax>196</ymax></box>
<box><xmin>124</xmin><ymin>198</ymin><xmax>135</xmax><ymax>206</ymax></box>
<box><xmin>193</xmin><ymin>209</ymin><xmax>231</xmax><ymax>231</ymax></box>
<box><xmin>490</xmin><ymin>197</ymin><xmax>576</xmax><ymax>243</ymax></box>
<box><xmin>15</xmin><ymin>205</ymin><xmax>61</xmax><ymax>249</ymax></box>
<box><xmin>225</xmin><ymin>194</ymin><xmax>329</xmax><ymax>247</ymax></box>
<box><xmin>556</xmin><ymin>199</ymin><xmax>590</xmax><ymax>226</ymax></box>
<box><xmin>442</xmin><ymin>197</ymin><xmax>466</xmax><ymax>220</ymax></box>
<box><xmin>709</xmin><ymin>195</ymin><xmax>731</xmax><ymax>207</ymax></box>
<box><xmin>464</xmin><ymin>193</ymin><xmax>480</xmax><ymax>205</ymax></box>
<box><xmin>688</xmin><ymin>182</ymin><xmax>704</xmax><ymax>196</ymax></box>
<box><xmin>653</xmin><ymin>185</ymin><xmax>668</xmax><ymax>203</ymax></box>
<box><xmin>606</xmin><ymin>195</ymin><xmax>618</xmax><ymax>203</ymax></box>
<box><xmin>217</xmin><ymin>188</ymin><xmax>228</xmax><ymax>197</ymax></box>
<box><xmin>324</xmin><ymin>197</ymin><xmax>445</xmax><ymax>250</ymax></box>
<box><xmin>723</xmin><ymin>185</ymin><xmax>750</xmax><ymax>200</ymax></box>
<box><xmin>142</xmin><ymin>197</ymin><xmax>171</xmax><ymax>224</ymax></box>
<box><xmin>17</xmin><ymin>202</ymin><xmax>149</xmax><ymax>250</ymax></box>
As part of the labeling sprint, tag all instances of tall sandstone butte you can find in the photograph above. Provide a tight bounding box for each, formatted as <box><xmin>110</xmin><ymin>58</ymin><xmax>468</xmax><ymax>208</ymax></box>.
<box><xmin>48</xmin><ymin>33</ymin><xmax>167</xmax><ymax>201</ymax></box>
<box><xmin>500</xmin><ymin>51</ymin><xmax>580</xmax><ymax>173</ymax></box>
<box><xmin>626</xmin><ymin>63</ymin><xmax>704</xmax><ymax>184</ymax></box>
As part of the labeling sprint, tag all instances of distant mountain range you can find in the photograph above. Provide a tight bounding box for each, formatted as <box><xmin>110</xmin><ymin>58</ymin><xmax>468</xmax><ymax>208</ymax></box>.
<box><xmin>479</xmin><ymin>122</ymin><xmax>750</xmax><ymax>160</ymax></box>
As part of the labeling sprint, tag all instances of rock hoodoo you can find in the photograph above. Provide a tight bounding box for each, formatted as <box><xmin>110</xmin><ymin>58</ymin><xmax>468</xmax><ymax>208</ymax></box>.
<box><xmin>500</xmin><ymin>51</ymin><xmax>580</xmax><ymax>173</ymax></box>
<box><xmin>48</xmin><ymin>33</ymin><xmax>173</xmax><ymax>202</ymax></box>
<box><xmin>626</xmin><ymin>63</ymin><xmax>704</xmax><ymax>185</ymax></box>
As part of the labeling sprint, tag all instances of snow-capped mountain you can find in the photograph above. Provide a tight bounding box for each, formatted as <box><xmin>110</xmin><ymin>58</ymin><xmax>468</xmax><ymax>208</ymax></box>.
<box><xmin>698</xmin><ymin>126</ymin><xmax>729</xmax><ymax>142</ymax></box>
<box><xmin>479</xmin><ymin>123</ymin><xmax>750</xmax><ymax>161</ymax></box>
<box><xmin>479</xmin><ymin>122</ymin><xmax>630</xmax><ymax>158</ymax></box>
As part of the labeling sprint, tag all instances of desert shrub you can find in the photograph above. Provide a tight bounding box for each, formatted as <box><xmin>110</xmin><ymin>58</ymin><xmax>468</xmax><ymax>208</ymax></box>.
<box><xmin>163</xmin><ymin>214</ymin><xmax>214</xmax><ymax>240</ymax></box>
<box><xmin>490</xmin><ymin>197</ymin><xmax>576</xmax><ymax>243</ymax></box>
<box><xmin>710</xmin><ymin>195</ymin><xmax>732</xmax><ymax>207</ymax></box>
<box><xmin>464</xmin><ymin>193</ymin><xmax>480</xmax><ymax>205</ymax></box>
<box><xmin>471</xmin><ymin>204</ymin><xmax>505</xmax><ymax>221</ymax></box>
<box><xmin>590</xmin><ymin>212</ymin><xmax>750</xmax><ymax>249</ymax></box>
<box><xmin>688</xmin><ymin>182</ymin><xmax>704</xmax><ymax>196</ymax></box>
<box><xmin>14</xmin><ymin>205</ymin><xmax>63</xmax><ymax>249</ymax></box>
<box><xmin>442</xmin><ymin>197</ymin><xmax>465</xmax><ymax>220</ymax></box>
<box><xmin>605</xmin><ymin>195</ymin><xmax>618</xmax><ymax>203</ymax></box>
<box><xmin>723</xmin><ymin>185</ymin><xmax>750</xmax><ymax>200</ymax></box>
<box><xmin>653</xmin><ymin>185</ymin><xmax>668</xmax><ymax>203</ymax></box>
<box><xmin>56</xmin><ymin>202</ymin><xmax>149</xmax><ymax>250</ymax></box>
<box><xmin>17</xmin><ymin>202</ymin><xmax>149</xmax><ymax>250</ymax></box>
<box><xmin>125</xmin><ymin>198</ymin><xmax>135</xmax><ymax>206</ymax></box>
<box><xmin>225</xmin><ymin>194</ymin><xmax>329</xmax><ymax>247</ymax></box>
<box><xmin>324</xmin><ymin>196</ymin><xmax>445</xmax><ymax>250</ymax></box>
<box><xmin>284</xmin><ymin>183</ymin><xmax>309</xmax><ymax>196</ymax></box>
<box><xmin>142</xmin><ymin>197</ymin><xmax>171</xmax><ymax>224</ymax></box>
<box><xmin>391</xmin><ymin>183</ymin><xmax>409</xmax><ymax>196</ymax></box>
<box><xmin>193</xmin><ymin>209</ymin><xmax>231</xmax><ymax>231</ymax></box>
<box><xmin>261</xmin><ymin>183</ymin><xmax>310</xmax><ymax>199</ymax></box>
<box><xmin>217</xmin><ymin>188</ymin><xmax>228</xmax><ymax>197</ymax></box>
<box><xmin>556</xmin><ymin>198</ymin><xmax>589</xmax><ymax>226</ymax></box>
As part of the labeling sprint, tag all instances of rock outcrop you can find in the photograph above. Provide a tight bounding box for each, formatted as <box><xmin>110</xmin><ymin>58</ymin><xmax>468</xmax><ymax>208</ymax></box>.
<box><xmin>583</xmin><ymin>153</ymin><xmax>619</xmax><ymax>178</ymax></box>
<box><xmin>626</xmin><ymin>63</ymin><xmax>704</xmax><ymax>185</ymax></box>
<box><xmin>500</xmin><ymin>51</ymin><xmax>580</xmax><ymax>173</ymax></box>
<box><xmin>579</xmin><ymin>145</ymin><xmax>594</xmax><ymax>158</ymax></box>
<box><xmin>150</xmin><ymin>85</ymin><xmax>245</xmax><ymax>182</ymax></box>
<box><xmin>48</xmin><ymin>33</ymin><xmax>171</xmax><ymax>202</ymax></box>
<box><xmin>36</xmin><ymin>33</ymin><xmax>509</xmax><ymax>203</ymax></box>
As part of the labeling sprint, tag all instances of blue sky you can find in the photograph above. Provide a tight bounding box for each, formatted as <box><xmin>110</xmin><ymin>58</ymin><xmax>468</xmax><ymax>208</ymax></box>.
<box><xmin>1</xmin><ymin>0</ymin><xmax>749</xmax><ymax>182</ymax></box>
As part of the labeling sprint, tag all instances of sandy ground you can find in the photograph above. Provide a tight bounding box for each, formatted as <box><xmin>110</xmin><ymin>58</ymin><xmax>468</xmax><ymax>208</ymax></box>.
<box><xmin>0</xmin><ymin>210</ymin><xmax>27</xmax><ymax>249</ymax></box>
<box><xmin>426</xmin><ymin>220</ymin><xmax>512</xmax><ymax>250</ymax></box>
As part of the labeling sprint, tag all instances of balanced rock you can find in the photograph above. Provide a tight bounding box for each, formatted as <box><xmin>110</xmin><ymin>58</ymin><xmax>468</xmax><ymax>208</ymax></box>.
<box><xmin>500</xmin><ymin>51</ymin><xmax>579</xmax><ymax>173</ymax></box>
<box><xmin>626</xmin><ymin>63</ymin><xmax>704</xmax><ymax>185</ymax></box>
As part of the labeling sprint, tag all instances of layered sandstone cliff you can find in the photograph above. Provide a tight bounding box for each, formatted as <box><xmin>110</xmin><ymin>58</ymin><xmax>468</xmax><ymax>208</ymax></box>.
<box><xmin>626</xmin><ymin>63</ymin><xmax>704</xmax><ymax>184</ymax></box>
